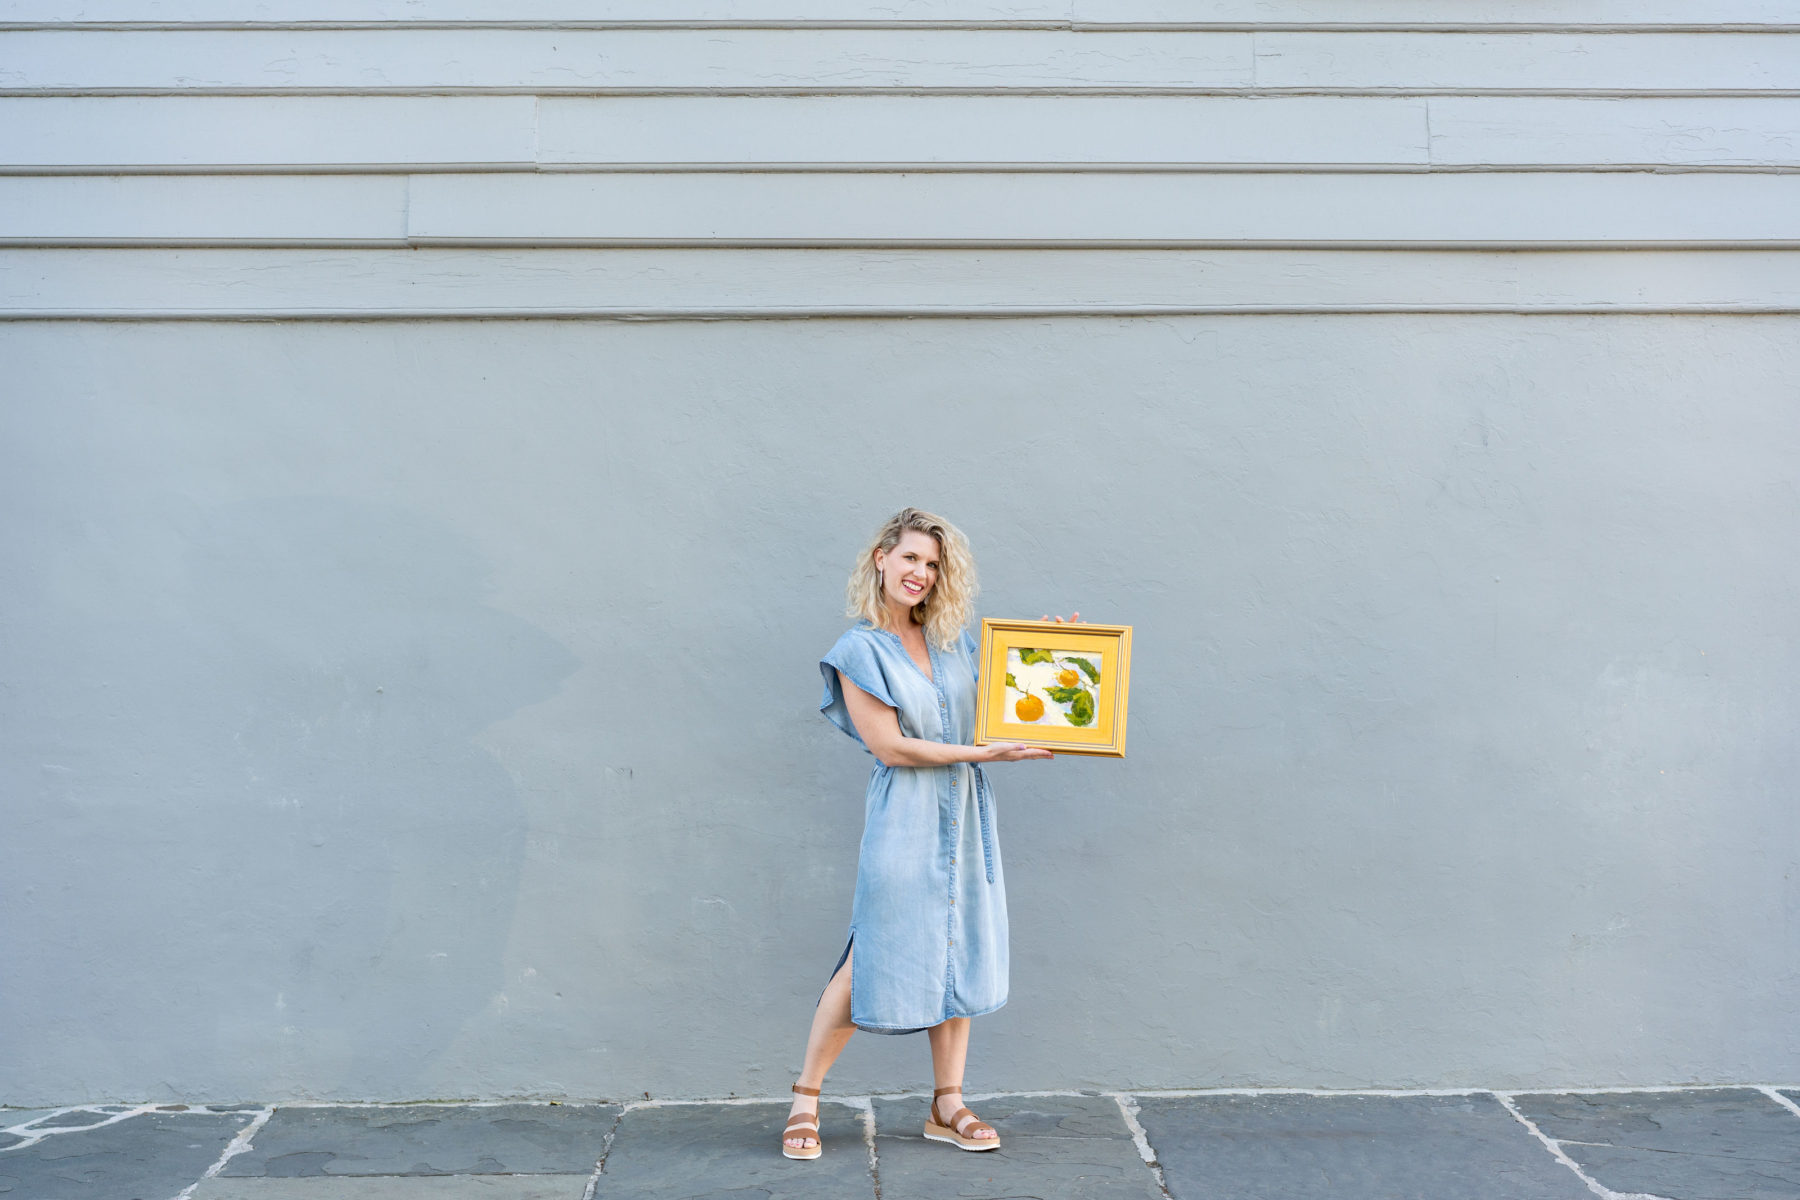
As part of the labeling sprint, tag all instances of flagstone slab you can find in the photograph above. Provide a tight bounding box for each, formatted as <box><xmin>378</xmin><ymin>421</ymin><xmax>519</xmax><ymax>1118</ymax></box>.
<box><xmin>593</xmin><ymin>1101</ymin><xmax>873</xmax><ymax>1199</ymax></box>
<box><xmin>191</xmin><ymin>1175</ymin><xmax>591</xmax><ymax>1200</ymax></box>
<box><xmin>1511</xmin><ymin>1088</ymin><xmax>1800</xmax><ymax>1200</ymax></box>
<box><xmin>1136</xmin><ymin>1092</ymin><xmax>1590</xmax><ymax>1200</ymax></box>
<box><xmin>0</xmin><ymin>1110</ymin><xmax>255</xmax><ymax>1200</ymax></box>
<box><xmin>22</xmin><ymin>1109</ymin><xmax>116</xmax><ymax>1130</ymax></box>
<box><xmin>872</xmin><ymin>1094</ymin><xmax>1162</xmax><ymax>1200</ymax></box>
<box><xmin>221</xmin><ymin>1105</ymin><xmax>620</xmax><ymax>1177</ymax></box>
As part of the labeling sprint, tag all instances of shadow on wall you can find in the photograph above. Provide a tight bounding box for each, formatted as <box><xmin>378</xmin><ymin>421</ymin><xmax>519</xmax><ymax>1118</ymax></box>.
<box><xmin>3</xmin><ymin>495</ymin><xmax>578</xmax><ymax>1100</ymax></box>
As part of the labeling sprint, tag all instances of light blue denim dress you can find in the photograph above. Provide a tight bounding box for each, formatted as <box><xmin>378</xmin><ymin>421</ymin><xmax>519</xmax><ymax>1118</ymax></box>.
<box><xmin>818</xmin><ymin>621</ymin><xmax>1008</xmax><ymax>1034</ymax></box>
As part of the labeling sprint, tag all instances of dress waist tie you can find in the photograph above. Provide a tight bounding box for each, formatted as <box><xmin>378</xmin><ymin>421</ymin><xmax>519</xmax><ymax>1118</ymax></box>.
<box><xmin>971</xmin><ymin>763</ymin><xmax>996</xmax><ymax>884</ymax></box>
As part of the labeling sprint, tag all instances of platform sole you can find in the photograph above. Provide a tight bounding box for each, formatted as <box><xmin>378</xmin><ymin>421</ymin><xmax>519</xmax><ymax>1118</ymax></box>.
<box><xmin>923</xmin><ymin>1124</ymin><xmax>1002</xmax><ymax>1151</ymax></box>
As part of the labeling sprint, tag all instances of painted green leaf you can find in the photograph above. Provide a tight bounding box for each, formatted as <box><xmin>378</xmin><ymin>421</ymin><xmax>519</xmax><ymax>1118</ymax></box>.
<box><xmin>1066</xmin><ymin>689</ymin><xmax>1096</xmax><ymax>727</ymax></box>
<box><xmin>1017</xmin><ymin>648</ymin><xmax>1055</xmax><ymax>665</ymax></box>
<box><xmin>1045</xmin><ymin>685</ymin><xmax>1085</xmax><ymax>705</ymax></box>
<box><xmin>1004</xmin><ymin>672</ymin><xmax>1018</xmax><ymax>690</ymax></box>
<box><xmin>1065</xmin><ymin>655</ymin><xmax>1101</xmax><ymax>683</ymax></box>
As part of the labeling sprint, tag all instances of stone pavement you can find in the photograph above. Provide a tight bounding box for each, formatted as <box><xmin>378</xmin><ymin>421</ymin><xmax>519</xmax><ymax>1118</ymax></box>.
<box><xmin>5</xmin><ymin>1087</ymin><xmax>1800</xmax><ymax>1200</ymax></box>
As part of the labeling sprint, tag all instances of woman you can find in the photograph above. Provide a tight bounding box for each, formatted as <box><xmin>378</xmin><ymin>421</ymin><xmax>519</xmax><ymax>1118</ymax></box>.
<box><xmin>781</xmin><ymin>507</ymin><xmax>1072</xmax><ymax>1160</ymax></box>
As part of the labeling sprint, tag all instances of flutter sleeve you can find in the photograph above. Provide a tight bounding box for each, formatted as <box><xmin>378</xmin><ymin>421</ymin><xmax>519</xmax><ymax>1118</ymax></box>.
<box><xmin>819</xmin><ymin>625</ymin><xmax>897</xmax><ymax>746</ymax></box>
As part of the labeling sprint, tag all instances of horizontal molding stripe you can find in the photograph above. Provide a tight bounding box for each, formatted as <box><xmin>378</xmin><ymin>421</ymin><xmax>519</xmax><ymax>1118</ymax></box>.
<box><xmin>1428</xmin><ymin>96</ymin><xmax>1800</xmax><ymax>166</ymax></box>
<box><xmin>4</xmin><ymin>22</ymin><xmax>1800</xmax><ymax>32</ymax></box>
<box><xmin>3</xmin><ymin>0</ymin><xmax>1797</xmax><ymax>25</ymax></box>
<box><xmin>9</xmin><ymin>89</ymin><xmax>1800</xmax><ymax>100</ymax></box>
<box><xmin>11</xmin><ymin>240</ymin><xmax>1800</xmax><ymax>250</ymax></box>
<box><xmin>3</xmin><ymin>30</ymin><xmax>1796</xmax><ymax>93</ymax></box>
<box><xmin>0</xmin><ymin>96</ymin><xmax>539</xmax><ymax>168</ymax></box>
<box><xmin>402</xmin><ymin>171</ymin><xmax>1800</xmax><ymax>244</ymax></box>
<box><xmin>532</xmin><ymin>94</ymin><xmax>1799</xmax><ymax>168</ymax></box>
<box><xmin>7</xmin><ymin>171</ymin><xmax>1800</xmax><ymax>244</ymax></box>
<box><xmin>8</xmin><ymin>306</ymin><xmax>1799</xmax><ymax>320</ymax></box>
<box><xmin>7</xmin><ymin>247</ymin><xmax>1798</xmax><ymax>314</ymax></box>
<box><xmin>10</xmin><ymin>165</ymin><xmax>1800</xmax><ymax>177</ymax></box>
<box><xmin>5</xmin><ymin>28</ymin><xmax>1264</xmax><ymax>91</ymax></box>
<box><xmin>0</xmin><ymin>175</ymin><xmax>408</xmax><ymax>241</ymax></box>
<box><xmin>1253</xmin><ymin>33</ymin><xmax>1800</xmax><ymax>91</ymax></box>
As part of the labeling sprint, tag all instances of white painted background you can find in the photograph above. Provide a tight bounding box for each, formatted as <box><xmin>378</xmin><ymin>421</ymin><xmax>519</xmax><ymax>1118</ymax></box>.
<box><xmin>2</xmin><ymin>3</ymin><xmax>1796</xmax><ymax>1104</ymax></box>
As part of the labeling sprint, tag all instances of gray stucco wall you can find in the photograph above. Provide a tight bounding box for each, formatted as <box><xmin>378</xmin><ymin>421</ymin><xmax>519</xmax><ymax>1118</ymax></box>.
<box><xmin>4</xmin><ymin>313</ymin><xmax>1795</xmax><ymax>1104</ymax></box>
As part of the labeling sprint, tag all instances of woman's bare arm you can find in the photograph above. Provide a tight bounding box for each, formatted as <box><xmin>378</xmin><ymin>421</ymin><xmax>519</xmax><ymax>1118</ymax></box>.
<box><xmin>839</xmin><ymin>671</ymin><xmax>1052</xmax><ymax>767</ymax></box>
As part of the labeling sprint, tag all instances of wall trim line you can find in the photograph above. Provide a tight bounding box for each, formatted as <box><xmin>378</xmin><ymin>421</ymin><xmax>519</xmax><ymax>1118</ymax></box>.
<box><xmin>4</xmin><ymin>21</ymin><xmax>1799</xmax><ymax>33</ymax></box>
<box><xmin>9</xmin><ymin>238</ymin><xmax>1800</xmax><ymax>251</ymax></box>
<box><xmin>6</xmin><ymin>162</ymin><xmax>1800</xmax><ymax>177</ymax></box>
<box><xmin>6</xmin><ymin>304</ymin><xmax>1798</xmax><ymax>321</ymax></box>
<box><xmin>5</xmin><ymin>87</ymin><xmax>1799</xmax><ymax>100</ymax></box>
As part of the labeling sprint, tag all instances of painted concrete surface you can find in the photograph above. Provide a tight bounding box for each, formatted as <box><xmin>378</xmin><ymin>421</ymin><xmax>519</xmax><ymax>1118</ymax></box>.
<box><xmin>7</xmin><ymin>0</ymin><xmax>1799</xmax><ymax>1122</ymax></box>
<box><xmin>1511</xmin><ymin>1089</ymin><xmax>1800</xmax><ymax>1199</ymax></box>
<box><xmin>5</xmin><ymin>1091</ymin><xmax>1800</xmax><ymax>1200</ymax></box>
<box><xmin>4</xmin><ymin>316</ymin><xmax>1797</xmax><ymax>1104</ymax></box>
<box><xmin>220</xmin><ymin>1105</ymin><xmax>621</xmax><ymax>1177</ymax></box>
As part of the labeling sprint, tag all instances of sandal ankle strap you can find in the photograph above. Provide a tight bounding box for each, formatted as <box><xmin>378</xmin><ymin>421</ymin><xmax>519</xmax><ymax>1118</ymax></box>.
<box><xmin>932</xmin><ymin>1084</ymin><xmax>963</xmax><ymax>1097</ymax></box>
<box><xmin>793</xmin><ymin>1083</ymin><xmax>822</xmax><ymax>1097</ymax></box>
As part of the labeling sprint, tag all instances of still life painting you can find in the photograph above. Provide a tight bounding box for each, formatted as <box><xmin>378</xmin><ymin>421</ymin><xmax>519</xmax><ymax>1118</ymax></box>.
<box><xmin>976</xmin><ymin>618</ymin><xmax>1132</xmax><ymax>757</ymax></box>
<box><xmin>1004</xmin><ymin>646</ymin><xmax>1104</xmax><ymax>728</ymax></box>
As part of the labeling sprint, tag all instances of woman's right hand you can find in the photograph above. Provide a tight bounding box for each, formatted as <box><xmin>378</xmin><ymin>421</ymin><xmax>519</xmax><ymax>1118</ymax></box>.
<box><xmin>980</xmin><ymin>741</ymin><xmax>1055</xmax><ymax>762</ymax></box>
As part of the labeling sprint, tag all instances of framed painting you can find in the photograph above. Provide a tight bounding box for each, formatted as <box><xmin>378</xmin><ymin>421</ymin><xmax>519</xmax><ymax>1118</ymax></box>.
<box><xmin>974</xmin><ymin>618</ymin><xmax>1132</xmax><ymax>758</ymax></box>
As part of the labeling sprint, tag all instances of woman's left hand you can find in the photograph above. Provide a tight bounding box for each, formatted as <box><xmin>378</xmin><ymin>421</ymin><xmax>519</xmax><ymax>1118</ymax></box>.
<box><xmin>980</xmin><ymin>741</ymin><xmax>1055</xmax><ymax>762</ymax></box>
<box><xmin>1039</xmin><ymin>611</ymin><xmax>1083</xmax><ymax>623</ymax></box>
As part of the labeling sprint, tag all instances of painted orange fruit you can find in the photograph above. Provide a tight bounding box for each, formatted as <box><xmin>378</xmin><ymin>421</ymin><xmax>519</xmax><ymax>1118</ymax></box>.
<box><xmin>1014</xmin><ymin>692</ymin><xmax>1045</xmax><ymax>722</ymax></box>
<box><xmin>1057</xmin><ymin>668</ymin><xmax>1079</xmax><ymax>687</ymax></box>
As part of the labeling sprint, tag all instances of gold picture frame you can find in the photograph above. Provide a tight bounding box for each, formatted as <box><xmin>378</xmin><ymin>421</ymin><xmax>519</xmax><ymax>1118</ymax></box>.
<box><xmin>974</xmin><ymin>618</ymin><xmax>1132</xmax><ymax>758</ymax></box>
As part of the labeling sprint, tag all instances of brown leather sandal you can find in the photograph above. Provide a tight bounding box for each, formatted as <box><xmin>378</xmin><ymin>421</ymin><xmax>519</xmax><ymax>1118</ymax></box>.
<box><xmin>923</xmin><ymin>1084</ymin><xmax>1001</xmax><ymax>1151</ymax></box>
<box><xmin>781</xmin><ymin>1083</ymin><xmax>823</xmax><ymax>1160</ymax></box>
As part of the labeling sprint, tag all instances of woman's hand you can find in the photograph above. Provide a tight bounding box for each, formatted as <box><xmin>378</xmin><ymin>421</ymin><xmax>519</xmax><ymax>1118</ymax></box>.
<box><xmin>1039</xmin><ymin>611</ymin><xmax>1083</xmax><ymax>623</ymax></box>
<box><xmin>979</xmin><ymin>741</ymin><xmax>1055</xmax><ymax>762</ymax></box>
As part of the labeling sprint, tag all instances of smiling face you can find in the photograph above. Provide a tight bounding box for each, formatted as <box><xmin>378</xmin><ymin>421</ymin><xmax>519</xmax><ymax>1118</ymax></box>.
<box><xmin>874</xmin><ymin>529</ymin><xmax>942</xmax><ymax>618</ymax></box>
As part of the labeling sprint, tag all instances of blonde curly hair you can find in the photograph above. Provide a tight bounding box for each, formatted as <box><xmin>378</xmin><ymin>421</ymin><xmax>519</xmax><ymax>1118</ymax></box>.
<box><xmin>846</xmin><ymin>507</ymin><xmax>977</xmax><ymax>650</ymax></box>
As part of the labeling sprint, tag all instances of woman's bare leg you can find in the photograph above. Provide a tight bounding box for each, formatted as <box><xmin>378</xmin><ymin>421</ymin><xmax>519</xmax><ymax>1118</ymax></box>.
<box><xmin>785</xmin><ymin>948</ymin><xmax>856</xmax><ymax>1152</ymax></box>
<box><xmin>926</xmin><ymin>1016</ymin><xmax>997</xmax><ymax>1140</ymax></box>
